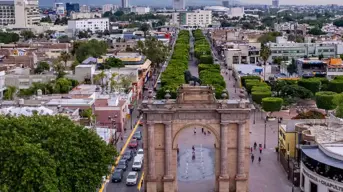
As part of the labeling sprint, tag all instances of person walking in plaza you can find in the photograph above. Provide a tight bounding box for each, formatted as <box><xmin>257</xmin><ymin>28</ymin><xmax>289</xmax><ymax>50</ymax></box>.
<box><xmin>258</xmin><ymin>156</ymin><xmax>261</xmax><ymax>164</ymax></box>
<box><xmin>194</xmin><ymin>128</ymin><xmax>196</xmax><ymax>135</ymax></box>
<box><xmin>202</xmin><ymin>128</ymin><xmax>204</xmax><ymax>133</ymax></box>
<box><xmin>251</xmin><ymin>154</ymin><xmax>255</xmax><ymax>163</ymax></box>
<box><xmin>254</xmin><ymin>142</ymin><xmax>257</xmax><ymax>150</ymax></box>
<box><xmin>250</xmin><ymin>147</ymin><xmax>253</xmax><ymax>153</ymax></box>
<box><xmin>259</xmin><ymin>146</ymin><xmax>263</xmax><ymax>154</ymax></box>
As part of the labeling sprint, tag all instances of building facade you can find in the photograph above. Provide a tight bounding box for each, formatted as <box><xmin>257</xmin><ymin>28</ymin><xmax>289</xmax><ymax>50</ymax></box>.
<box><xmin>79</xmin><ymin>5</ymin><xmax>90</xmax><ymax>13</ymax></box>
<box><xmin>171</xmin><ymin>10</ymin><xmax>212</xmax><ymax>27</ymax></box>
<box><xmin>102</xmin><ymin>4</ymin><xmax>114</xmax><ymax>13</ymax></box>
<box><xmin>272</xmin><ymin>0</ymin><xmax>279</xmax><ymax>8</ymax></box>
<box><xmin>296</xmin><ymin>58</ymin><xmax>327</xmax><ymax>78</ymax></box>
<box><xmin>70</xmin><ymin>12</ymin><xmax>101</xmax><ymax>20</ymax></box>
<box><xmin>67</xmin><ymin>18</ymin><xmax>109</xmax><ymax>35</ymax></box>
<box><xmin>14</xmin><ymin>0</ymin><xmax>40</xmax><ymax>28</ymax></box>
<box><xmin>0</xmin><ymin>0</ymin><xmax>15</xmax><ymax>26</ymax></box>
<box><xmin>66</xmin><ymin>3</ymin><xmax>79</xmax><ymax>16</ymax></box>
<box><xmin>300</xmin><ymin>144</ymin><xmax>343</xmax><ymax>192</ymax></box>
<box><xmin>121</xmin><ymin>0</ymin><xmax>129</xmax><ymax>8</ymax></box>
<box><xmin>130</xmin><ymin>6</ymin><xmax>150</xmax><ymax>15</ymax></box>
<box><xmin>173</xmin><ymin>0</ymin><xmax>185</xmax><ymax>10</ymax></box>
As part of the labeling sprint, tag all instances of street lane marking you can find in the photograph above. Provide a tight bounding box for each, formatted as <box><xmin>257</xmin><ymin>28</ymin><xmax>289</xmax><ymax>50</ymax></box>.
<box><xmin>99</xmin><ymin>119</ymin><xmax>141</xmax><ymax>192</ymax></box>
<box><xmin>137</xmin><ymin>172</ymin><xmax>144</xmax><ymax>191</ymax></box>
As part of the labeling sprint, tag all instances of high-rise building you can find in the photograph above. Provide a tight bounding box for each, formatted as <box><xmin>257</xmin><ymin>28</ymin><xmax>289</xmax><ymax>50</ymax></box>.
<box><xmin>171</xmin><ymin>10</ymin><xmax>212</xmax><ymax>27</ymax></box>
<box><xmin>80</xmin><ymin>5</ymin><xmax>90</xmax><ymax>13</ymax></box>
<box><xmin>173</xmin><ymin>0</ymin><xmax>185</xmax><ymax>10</ymax></box>
<box><xmin>121</xmin><ymin>0</ymin><xmax>129</xmax><ymax>8</ymax></box>
<box><xmin>222</xmin><ymin>0</ymin><xmax>229</xmax><ymax>7</ymax></box>
<box><xmin>0</xmin><ymin>0</ymin><xmax>15</xmax><ymax>26</ymax></box>
<box><xmin>66</xmin><ymin>3</ymin><xmax>80</xmax><ymax>16</ymax></box>
<box><xmin>102</xmin><ymin>4</ymin><xmax>114</xmax><ymax>13</ymax></box>
<box><xmin>14</xmin><ymin>0</ymin><xmax>40</xmax><ymax>27</ymax></box>
<box><xmin>272</xmin><ymin>0</ymin><xmax>279</xmax><ymax>8</ymax></box>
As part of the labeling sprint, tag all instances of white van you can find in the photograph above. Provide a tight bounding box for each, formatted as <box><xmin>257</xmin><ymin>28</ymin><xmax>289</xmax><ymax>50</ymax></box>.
<box><xmin>136</xmin><ymin>149</ymin><xmax>144</xmax><ymax>159</ymax></box>
<box><xmin>132</xmin><ymin>157</ymin><xmax>143</xmax><ymax>171</ymax></box>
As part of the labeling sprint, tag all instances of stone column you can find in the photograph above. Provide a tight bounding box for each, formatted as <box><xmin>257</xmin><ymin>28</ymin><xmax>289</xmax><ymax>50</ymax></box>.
<box><xmin>236</xmin><ymin>122</ymin><xmax>246</xmax><ymax>179</ymax></box>
<box><xmin>148</xmin><ymin>122</ymin><xmax>156</xmax><ymax>178</ymax></box>
<box><xmin>164</xmin><ymin>121</ymin><xmax>172</xmax><ymax>178</ymax></box>
<box><xmin>220</xmin><ymin>122</ymin><xmax>229</xmax><ymax>178</ymax></box>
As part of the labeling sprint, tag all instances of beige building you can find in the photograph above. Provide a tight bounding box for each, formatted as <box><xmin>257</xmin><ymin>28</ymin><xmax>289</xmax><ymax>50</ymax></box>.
<box><xmin>5</xmin><ymin>68</ymin><xmax>56</xmax><ymax>89</ymax></box>
<box><xmin>171</xmin><ymin>10</ymin><xmax>212</xmax><ymax>27</ymax></box>
<box><xmin>70</xmin><ymin>12</ymin><xmax>101</xmax><ymax>20</ymax></box>
<box><xmin>14</xmin><ymin>0</ymin><xmax>40</xmax><ymax>28</ymax></box>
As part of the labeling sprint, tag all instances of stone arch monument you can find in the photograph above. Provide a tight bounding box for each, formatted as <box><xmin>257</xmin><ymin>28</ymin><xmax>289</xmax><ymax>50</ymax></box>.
<box><xmin>139</xmin><ymin>85</ymin><xmax>251</xmax><ymax>192</ymax></box>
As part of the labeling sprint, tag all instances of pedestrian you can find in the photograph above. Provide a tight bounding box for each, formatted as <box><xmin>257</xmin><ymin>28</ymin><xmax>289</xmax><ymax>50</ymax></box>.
<box><xmin>208</xmin><ymin>130</ymin><xmax>211</xmax><ymax>135</ymax></box>
<box><xmin>251</xmin><ymin>154</ymin><xmax>255</xmax><ymax>163</ymax></box>
<box><xmin>202</xmin><ymin>128</ymin><xmax>204</xmax><ymax>133</ymax></box>
<box><xmin>250</xmin><ymin>147</ymin><xmax>253</xmax><ymax>153</ymax></box>
<box><xmin>259</xmin><ymin>146</ymin><xmax>263</xmax><ymax>154</ymax></box>
<box><xmin>194</xmin><ymin>128</ymin><xmax>196</xmax><ymax>135</ymax></box>
<box><xmin>258</xmin><ymin>156</ymin><xmax>261</xmax><ymax>164</ymax></box>
<box><xmin>254</xmin><ymin>142</ymin><xmax>257</xmax><ymax>150</ymax></box>
<box><xmin>204</xmin><ymin>131</ymin><xmax>207</xmax><ymax>136</ymax></box>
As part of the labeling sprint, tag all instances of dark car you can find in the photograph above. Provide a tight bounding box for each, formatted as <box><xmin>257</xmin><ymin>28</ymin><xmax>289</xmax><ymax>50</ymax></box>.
<box><xmin>117</xmin><ymin>160</ymin><xmax>128</xmax><ymax>171</ymax></box>
<box><xmin>133</xmin><ymin>131</ymin><xmax>142</xmax><ymax>140</ymax></box>
<box><xmin>123</xmin><ymin>150</ymin><xmax>134</xmax><ymax>161</ymax></box>
<box><xmin>111</xmin><ymin>169</ymin><xmax>124</xmax><ymax>183</ymax></box>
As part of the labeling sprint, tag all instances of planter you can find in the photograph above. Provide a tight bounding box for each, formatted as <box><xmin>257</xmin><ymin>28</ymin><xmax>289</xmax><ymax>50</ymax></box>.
<box><xmin>267</xmin><ymin>117</ymin><xmax>276</xmax><ymax>121</ymax></box>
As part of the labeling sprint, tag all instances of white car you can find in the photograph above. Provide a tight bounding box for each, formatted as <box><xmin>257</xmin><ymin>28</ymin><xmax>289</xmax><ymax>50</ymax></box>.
<box><xmin>126</xmin><ymin>171</ymin><xmax>139</xmax><ymax>186</ymax></box>
<box><xmin>136</xmin><ymin>149</ymin><xmax>144</xmax><ymax>159</ymax></box>
<box><xmin>132</xmin><ymin>157</ymin><xmax>143</xmax><ymax>171</ymax></box>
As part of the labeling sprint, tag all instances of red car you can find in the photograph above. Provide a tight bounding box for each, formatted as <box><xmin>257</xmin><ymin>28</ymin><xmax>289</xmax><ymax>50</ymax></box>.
<box><xmin>129</xmin><ymin>139</ymin><xmax>138</xmax><ymax>148</ymax></box>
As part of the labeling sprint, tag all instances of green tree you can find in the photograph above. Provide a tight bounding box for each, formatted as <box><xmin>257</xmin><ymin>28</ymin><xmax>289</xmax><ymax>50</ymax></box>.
<box><xmin>0</xmin><ymin>115</ymin><xmax>117</xmax><ymax>192</ymax></box>
<box><xmin>119</xmin><ymin>74</ymin><xmax>135</xmax><ymax>93</ymax></box>
<box><xmin>54</xmin><ymin>78</ymin><xmax>73</xmax><ymax>93</ymax></box>
<box><xmin>34</xmin><ymin>61</ymin><xmax>50</xmax><ymax>74</ymax></box>
<box><xmin>333</xmin><ymin>19</ymin><xmax>343</xmax><ymax>27</ymax></box>
<box><xmin>315</xmin><ymin>91</ymin><xmax>337</xmax><ymax>116</ymax></box>
<box><xmin>3</xmin><ymin>86</ymin><xmax>16</xmax><ymax>100</ymax></box>
<box><xmin>260</xmin><ymin>44</ymin><xmax>271</xmax><ymax>81</ymax></box>
<box><xmin>58</xmin><ymin>51</ymin><xmax>71</xmax><ymax>68</ymax></box>
<box><xmin>20</xmin><ymin>30</ymin><xmax>35</xmax><ymax>40</ymax></box>
<box><xmin>328</xmin><ymin>79</ymin><xmax>343</xmax><ymax>93</ymax></box>
<box><xmin>75</xmin><ymin>40</ymin><xmax>108</xmax><ymax>63</ymax></box>
<box><xmin>308</xmin><ymin>27</ymin><xmax>326</xmax><ymax>36</ymax></box>
<box><xmin>140</xmin><ymin>23</ymin><xmax>150</xmax><ymax>38</ymax></box>
<box><xmin>52</xmin><ymin>60</ymin><xmax>66</xmax><ymax>78</ymax></box>
<box><xmin>58</xmin><ymin>35</ymin><xmax>70</xmax><ymax>43</ymax></box>
<box><xmin>137</xmin><ymin>37</ymin><xmax>168</xmax><ymax>73</ymax></box>
<box><xmin>71</xmin><ymin>60</ymin><xmax>79</xmax><ymax>74</ymax></box>
<box><xmin>40</xmin><ymin>16</ymin><xmax>52</xmax><ymax>23</ymax></box>
<box><xmin>298</xmin><ymin>78</ymin><xmax>321</xmax><ymax>94</ymax></box>
<box><xmin>109</xmin><ymin>73</ymin><xmax>119</xmax><ymax>92</ymax></box>
<box><xmin>262</xmin><ymin>97</ymin><xmax>284</xmax><ymax>116</ymax></box>
<box><xmin>0</xmin><ymin>32</ymin><xmax>19</xmax><ymax>43</ymax></box>
<box><xmin>93</xmin><ymin>70</ymin><xmax>107</xmax><ymax>89</ymax></box>
<box><xmin>100</xmin><ymin>57</ymin><xmax>124</xmax><ymax>69</ymax></box>
<box><xmin>257</xmin><ymin>32</ymin><xmax>282</xmax><ymax>44</ymax></box>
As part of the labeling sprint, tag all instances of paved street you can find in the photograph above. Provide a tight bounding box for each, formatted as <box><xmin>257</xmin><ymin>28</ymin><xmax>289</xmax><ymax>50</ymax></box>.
<box><xmin>188</xmin><ymin>30</ymin><xmax>199</xmax><ymax>78</ymax></box>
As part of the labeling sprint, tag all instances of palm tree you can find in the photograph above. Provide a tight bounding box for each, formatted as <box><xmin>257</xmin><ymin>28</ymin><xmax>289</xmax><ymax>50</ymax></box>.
<box><xmin>52</xmin><ymin>60</ymin><xmax>66</xmax><ymax>78</ymax></box>
<box><xmin>59</xmin><ymin>51</ymin><xmax>71</xmax><ymax>68</ymax></box>
<box><xmin>109</xmin><ymin>72</ymin><xmax>118</xmax><ymax>93</ymax></box>
<box><xmin>4</xmin><ymin>86</ymin><xmax>17</xmax><ymax>100</ymax></box>
<box><xmin>119</xmin><ymin>73</ymin><xmax>135</xmax><ymax>93</ymax></box>
<box><xmin>93</xmin><ymin>70</ymin><xmax>107</xmax><ymax>90</ymax></box>
<box><xmin>140</xmin><ymin>23</ymin><xmax>150</xmax><ymax>38</ymax></box>
<box><xmin>260</xmin><ymin>44</ymin><xmax>271</xmax><ymax>81</ymax></box>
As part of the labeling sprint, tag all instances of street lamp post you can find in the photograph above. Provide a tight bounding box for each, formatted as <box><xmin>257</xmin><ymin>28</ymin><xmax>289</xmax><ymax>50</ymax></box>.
<box><xmin>264</xmin><ymin>118</ymin><xmax>267</xmax><ymax>149</ymax></box>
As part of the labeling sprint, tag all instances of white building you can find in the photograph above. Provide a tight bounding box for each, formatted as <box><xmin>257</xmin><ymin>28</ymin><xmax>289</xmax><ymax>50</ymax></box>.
<box><xmin>102</xmin><ymin>4</ymin><xmax>115</xmax><ymax>13</ymax></box>
<box><xmin>56</xmin><ymin>6</ymin><xmax>65</xmax><ymax>17</ymax></box>
<box><xmin>67</xmin><ymin>18</ymin><xmax>109</xmax><ymax>35</ymax></box>
<box><xmin>300</xmin><ymin>144</ymin><xmax>343</xmax><ymax>192</ymax></box>
<box><xmin>121</xmin><ymin>0</ymin><xmax>129</xmax><ymax>8</ymax></box>
<box><xmin>0</xmin><ymin>71</ymin><xmax>6</xmax><ymax>99</ymax></box>
<box><xmin>204</xmin><ymin>6</ymin><xmax>244</xmax><ymax>18</ymax></box>
<box><xmin>130</xmin><ymin>6</ymin><xmax>150</xmax><ymax>15</ymax></box>
<box><xmin>80</xmin><ymin>5</ymin><xmax>90</xmax><ymax>13</ymax></box>
<box><xmin>14</xmin><ymin>0</ymin><xmax>40</xmax><ymax>28</ymax></box>
<box><xmin>171</xmin><ymin>10</ymin><xmax>212</xmax><ymax>27</ymax></box>
<box><xmin>70</xmin><ymin>12</ymin><xmax>101</xmax><ymax>20</ymax></box>
<box><xmin>0</xmin><ymin>0</ymin><xmax>15</xmax><ymax>26</ymax></box>
<box><xmin>173</xmin><ymin>0</ymin><xmax>185</xmax><ymax>10</ymax></box>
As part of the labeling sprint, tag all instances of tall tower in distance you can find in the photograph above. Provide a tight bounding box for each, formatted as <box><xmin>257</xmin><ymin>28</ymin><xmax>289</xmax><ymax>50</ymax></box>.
<box><xmin>173</xmin><ymin>0</ymin><xmax>185</xmax><ymax>10</ymax></box>
<box><xmin>272</xmin><ymin>0</ymin><xmax>279</xmax><ymax>8</ymax></box>
<box><xmin>121</xmin><ymin>0</ymin><xmax>129</xmax><ymax>8</ymax></box>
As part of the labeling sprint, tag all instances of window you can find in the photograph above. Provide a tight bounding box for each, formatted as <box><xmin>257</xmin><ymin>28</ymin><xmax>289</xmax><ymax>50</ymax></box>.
<box><xmin>310</xmin><ymin>181</ymin><xmax>317</xmax><ymax>192</ymax></box>
<box><xmin>301</xmin><ymin>174</ymin><xmax>305</xmax><ymax>188</ymax></box>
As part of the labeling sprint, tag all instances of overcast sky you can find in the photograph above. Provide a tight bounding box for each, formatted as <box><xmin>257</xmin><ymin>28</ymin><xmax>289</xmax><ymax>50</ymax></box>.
<box><xmin>41</xmin><ymin>0</ymin><xmax>343</xmax><ymax>7</ymax></box>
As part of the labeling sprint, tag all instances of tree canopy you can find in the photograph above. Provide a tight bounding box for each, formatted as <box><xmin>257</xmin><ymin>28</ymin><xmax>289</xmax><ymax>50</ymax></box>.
<box><xmin>0</xmin><ymin>115</ymin><xmax>117</xmax><ymax>192</ymax></box>
<box><xmin>0</xmin><ymin>32</ymin><xmax>19</xmax><ymax>44</ymax></box>
<box><xmin>74</xmin><ymin>40</ymin><xmax>108</xmax><ymax>63</ymax></box>
<box><xmin>136</xmin><ymin>37</ymin><xmax>168</xmax><ymax>70</ymax></box>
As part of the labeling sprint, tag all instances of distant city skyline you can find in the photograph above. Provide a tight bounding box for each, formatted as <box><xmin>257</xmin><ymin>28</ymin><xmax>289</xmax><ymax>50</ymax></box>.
<box><xmin>39</xmin><ymin>0</ymin><xmax>343</xmax><ymax>7</ymax></box>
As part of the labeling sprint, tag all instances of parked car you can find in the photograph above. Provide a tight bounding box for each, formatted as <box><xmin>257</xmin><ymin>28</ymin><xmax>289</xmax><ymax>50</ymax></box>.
<box><xmin>123</xmin><ymin>150</ymin><xmax>134</xmax><ymax>161</ymax></box>
<box><xmin>133</xmin><ymin>131</ymin><xmax>142</xmax><ymax>140</ymax></box>
<box><xmin>126</xmin><ymin>171</ymin><xmax>139</xmax><ymax>186</ymax></box>
<box><xmin>117</xmin><ymin>160</ymin><xmax>128</xmax><ymax>171</ymax></box>
<box><xmin>129</xmin><ymin>139</ymin><xmax>138</xmax><ymax>148</ymax></box>
<box><xmin>132</xmin><ymin>157</ymin><xmax>143</xmax><ymax>171</ymax></box>
<box><xmin>111</xmin><ymin>169</ymin><xmax>124</xmax><ymax>183</ymax></box>
<box><xmin>136</xmin><ymin>148</ymin><xmax>144</xmax><ymax>159</ymax></box>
